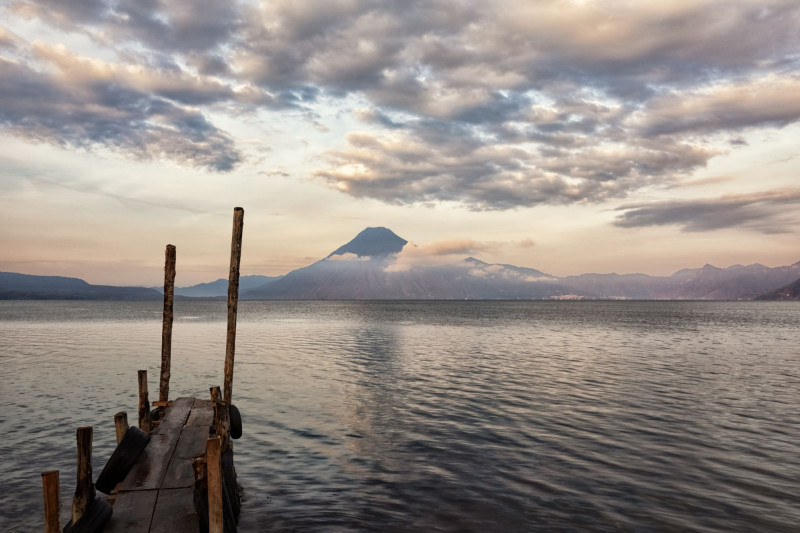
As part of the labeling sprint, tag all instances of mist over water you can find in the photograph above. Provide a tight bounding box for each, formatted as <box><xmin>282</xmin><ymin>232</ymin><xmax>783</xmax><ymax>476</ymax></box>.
<box><xmin>1</xmin><ymin>301</ymin><xmax>799</xmax><ymax>532</ymax></box>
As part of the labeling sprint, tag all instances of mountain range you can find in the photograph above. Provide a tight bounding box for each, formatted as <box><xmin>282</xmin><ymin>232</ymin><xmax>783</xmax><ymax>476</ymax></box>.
<box><xmin>2</xmin><ymin>227</ymin><xmax>799</xmax><ymax>300</ymax></box>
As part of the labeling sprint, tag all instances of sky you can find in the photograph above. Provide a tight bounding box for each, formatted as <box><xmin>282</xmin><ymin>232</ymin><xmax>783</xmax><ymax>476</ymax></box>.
<box><xmin>1</xmin><ymin>0</ymin><xmax>799</xmax><ymax>286</ymax></box>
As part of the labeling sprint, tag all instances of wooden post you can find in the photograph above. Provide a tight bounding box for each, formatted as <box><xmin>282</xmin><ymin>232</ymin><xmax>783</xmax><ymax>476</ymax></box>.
<box><xmin>210</xmin><ymin>386</ymin><xmax>230</xmax><ymax>450</ymax></box>
<box><xmin>207</xmin><ymin>436</ymin><xmax>223</xmax><ymax>533</ymax></box>
<box><xmin>138</xmin><ymin>370</ymin><xmax>152</xmax><ymax>433</ymax></box>
<box><xmin>71</xmin><ymin>427</ymin><xmax>95</xmax><ymax>524</ymax></box>
<box><xmin>160</xmin><ymin>244</ymin><xmax>176</xmax><ymax>404</ymax></box>
<box><xmin>41</xmin><ymin>470</ymin><xmax>61</xmax><ymax>533</ymax></box>
<box><xmin>114</xmin><ymin>412</ymin><xmax>129</xmax><ymax>444</ymax></box>
<box><xmin>224</xmin><ymin>207</ymin><xmax>244</xmax><ymax>406</ymax></box>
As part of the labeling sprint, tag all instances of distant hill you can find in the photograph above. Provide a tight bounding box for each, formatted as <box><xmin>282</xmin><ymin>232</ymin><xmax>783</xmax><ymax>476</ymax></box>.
<box><xmin>757</xmin><ymin>277</ymin><xmax>800</xmax><ymax>300</ymax></box>
<box><xmin>560</xmin><ymin>262</ymin><xmax>800</xmax><ymax>300</ymax></box>
<box><xmin>154</xmin><ymin>275</ymin><xmax>281</xmax><ymax>298</ymax></box>
<box><xmin>0</xmin><ymin>272</ymin><xmax>162</xmax><ymax>300</ymax></box>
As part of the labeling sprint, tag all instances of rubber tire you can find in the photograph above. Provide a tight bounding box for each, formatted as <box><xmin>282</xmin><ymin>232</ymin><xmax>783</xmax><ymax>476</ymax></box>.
<box><xmin>62</xmin><ymin>496</ymin><xmax>113</xmax><ymax>533</ymax></box>
<box><xmin>229</xmin><ymin>404</ymin><xmax>242</xmax><ymax>440</ymax></box>
<box><xmin>95</xmin><ymin>426</ymin><xmax>150</xmax><ymax>494</ymax></box>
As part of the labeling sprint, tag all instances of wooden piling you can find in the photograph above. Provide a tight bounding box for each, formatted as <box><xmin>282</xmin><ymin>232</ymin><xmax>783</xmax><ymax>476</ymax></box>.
<box><xmin>138</xmin><ymin>370</ymin><xmax>152</xmax><ymax>433</ymax></box>
<box><xmin>41</xmin><ymin>470</ymin><xmax>61</xmax><ymax>533</ymax></box>
<box><xmin>160</xmin><ymin>244</ymin><xmax>176</xmax><ymax>404</ymax></box>
<box><xmin>114</xmin><ymin>412</ymin><xmax>129</xmax><ymax>444</ymax></box>
<box><xmin>223</xmin><ymin>207</ymin><xmax>244</xmax><ymax>407</ymax></box>
<box><xmin>71</xmin><ymin>427</ymin><xmax>95</xmax><ymax>524</ymax></box>
<box><xmin>209</xmin><ymin>386</ymin><xmax>230</xmax><ymax>450</ymax></box>
<box><xmin>207</xmin><ymin>436</ymin><xmax>224</xmax><ymax>533</ymax></box>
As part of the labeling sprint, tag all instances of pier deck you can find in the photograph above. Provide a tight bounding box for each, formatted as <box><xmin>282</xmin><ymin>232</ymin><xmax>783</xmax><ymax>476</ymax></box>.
<box><xmin>105</xmin><ymin>397</ymin><xmax>213</xmax><ymax>533</ymax></box>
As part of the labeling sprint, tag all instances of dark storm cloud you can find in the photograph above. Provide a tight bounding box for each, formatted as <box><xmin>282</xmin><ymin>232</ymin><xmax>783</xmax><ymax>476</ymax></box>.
<box><xmin>614</xmin><ymin>190</ymin><xmax>800</xmax><ymax>233</ymax></box>
<box><xmin>4</xmin><ymin>0</ymin><xmax>800</xmax><ymax>201</ymax></box>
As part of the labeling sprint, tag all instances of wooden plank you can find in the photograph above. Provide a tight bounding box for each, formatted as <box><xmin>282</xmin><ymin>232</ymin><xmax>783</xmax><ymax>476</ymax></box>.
<box><xmin>121</xmin><ymin>399</ymin><xmax>193</xmax><ymax>491</ymax></box>
<box><xmin>174</xmin><ymin>426</ymin><xmax>210</xmax><ymax>459</ymax></box>
<box><xmin>103</xmin><ymin>490</ymin><xmax>157</xmax><ymax>533</ymax></box>
<box><xmin>186</xmin><ymin>400</ymin><xmax>213</xmax><ymax>427</ymax></box>
<box><xmin>155</xmin><ymin>397</ymin><xmax>194</xmax><ymax>433</ymax></box>
<box><xmin>149</xmin><ymin>487</ymin><xmax>200</xmax><ymax>533</ymax></box>
<box><xmin>161</xmin><ymin>458</ymin><xmax>195</xmax><ymax>490</ymax></box>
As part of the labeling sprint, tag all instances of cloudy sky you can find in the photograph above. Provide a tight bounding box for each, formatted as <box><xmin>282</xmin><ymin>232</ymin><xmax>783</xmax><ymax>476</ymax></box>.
<box><xmin>1</xmin><ymin>0</ymin><xmax>799</xmax><ymax>285</ymax></box>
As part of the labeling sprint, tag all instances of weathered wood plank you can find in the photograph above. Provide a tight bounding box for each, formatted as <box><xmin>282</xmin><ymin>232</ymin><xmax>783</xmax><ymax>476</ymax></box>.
<box><xmin>174</xmin><ymin>426</ymin><xmax>211</xmax><ymax>459</ymax></box>
<box><xmin>186</xmin><ymin>400</ymin><xmax>213</xmax><ymax>427</ymax></box>
<box><xmin>103</xmin><ymin>490</ymin><xmax>158</xmax><ymax>533</ymax></box>
<box><xmin>156</xmin><ymin>397</ymin><xmax>194</xmax><ymax>432</ymax></box>
<box><xmin>161</xmin><ymin>458</ymin><xmax>195</xmax><ymax>490</ymax></box>
<box><xmin>121</xmin><ymin>398</ymin><xmax>193</xmax><ymax>491</ymax></box>
<box><xmin>149</xmin><ymin>487</ymin><xmax>200</xmax><ymax>533</ymax></box>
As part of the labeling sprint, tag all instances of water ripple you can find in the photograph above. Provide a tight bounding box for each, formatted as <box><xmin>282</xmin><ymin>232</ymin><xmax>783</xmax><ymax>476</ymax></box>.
<box><xmin>1</xmin><ymin>301</ymin><xmax>799</xmax><ymax>531</ymax></box>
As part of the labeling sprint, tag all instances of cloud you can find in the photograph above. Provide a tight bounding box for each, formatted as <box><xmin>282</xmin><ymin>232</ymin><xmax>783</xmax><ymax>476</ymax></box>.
<box><xmin>613</xmin><ymin>189</ymin><xmax>800</xmax><ymax>233</ymax></box>
<box><xmin>0</xmin><ymin>45</ymin><xmax>242</xmax><ymax>171</ymax></box>
<box><xmin>4</xmin><ymin>0</ymin><xmax>800</xmax><ymax>200</ymax></box>
<box><xmin>631</xmin><ymin>77</ymin><xmax>800</xmax><ymax>137</ymax></box>
<box><xmin>10</xmin><ymin>0</ymin><xmax>243</xmax><ymax>53</ymax></box>
<box><xmin>386</xmin><ymin>238</ymin><xmax>495</xmax><ymax>271</ymax></box>
<box><xmin>327</xmin><ymin>252</ymin><xmax>370</xmax><ymax>262</ymax></box>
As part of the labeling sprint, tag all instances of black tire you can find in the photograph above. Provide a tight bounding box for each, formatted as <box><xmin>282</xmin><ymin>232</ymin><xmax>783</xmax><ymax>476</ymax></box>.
<box><xmin>62</xmin><ymin>496</ymin><xmax>113</xmax><ymax>533</ymax></box>
<box><xmin>229</xmin><ymin>404</ymin><xmax>242</xmax><ymax>440</ymax></box>
<box><xmin>95</xmin><ymin>427</ymin><xmax>150</xmax><ymax>494</ymax></box>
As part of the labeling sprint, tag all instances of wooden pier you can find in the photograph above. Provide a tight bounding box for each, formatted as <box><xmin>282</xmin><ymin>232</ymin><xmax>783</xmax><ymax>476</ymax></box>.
<box><xmin>41</xmin><ymin>208</ymin><xmax>246</xmax><ymax>533</ymax></box>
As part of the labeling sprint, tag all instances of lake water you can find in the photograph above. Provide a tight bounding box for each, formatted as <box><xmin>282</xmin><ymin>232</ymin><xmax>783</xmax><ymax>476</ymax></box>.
<box><xmin>1</xmin><ymin>300</ymin><xmax>799</xmax><ymax>532</ymax></box>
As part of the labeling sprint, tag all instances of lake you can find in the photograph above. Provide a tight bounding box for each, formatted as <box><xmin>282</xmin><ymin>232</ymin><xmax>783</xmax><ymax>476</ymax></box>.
<box><xmin>1</xmin><ymin>300</ymin><xmax>799</xmax><ymax>531</ymax></box>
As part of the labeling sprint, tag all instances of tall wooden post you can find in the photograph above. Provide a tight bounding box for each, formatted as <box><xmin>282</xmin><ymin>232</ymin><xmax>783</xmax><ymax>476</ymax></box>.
<box><xmin>114</xmin><ymin>412</ymin><xmax>129</xmax><ymax>444</ymax></box>
<box><xmin>224</xmin><ymin>207</ymin><xmax>244</xmax><ymax>406</ymax></box>
<box><xmin>160</xmin><ymin>244</ymin><xmax>176</xmax><ymax>404</ymax></box>
<box><xmin>41</xmin><ymin>470</ymin><xmax>61</xmax><ymax>533</ymax></box>
<box><xmin>71</xmin><ymin>427</ymin><xmax>95</xmax><ymax>524</ymax></box>
<box><xmin>207</xmin><ymin>436</ymin><xmax>224</xmax><ymax>533</ymax></box>
<box><xmin>138</xmin><ymin>370</ymin><xmax>152</xmax><ymax>433</ymax></box>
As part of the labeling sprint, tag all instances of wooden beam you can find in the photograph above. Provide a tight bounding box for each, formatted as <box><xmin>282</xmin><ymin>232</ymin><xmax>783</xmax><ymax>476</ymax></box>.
<box><xmin>207</xmin><ymin>436</ymin><xmax>224</xmax><ymax>533</ymax></box>
<box><xmin>41</xmin><ymin>470</ymin><xmax>61</xmax><ymax>533</ymax></box>
<box><xmin>160</xmin><ymin>244</ymin><xmax>176</xmax><ymax>404</ymax></box>
<box><xmin>224</xmin><ymin>207</ymin><xmax>244</xmax><ymax>406</ymax></box>
<box><xmin>138</xmin><ymin>370</ymin><xmax>152</xmax><ymax>433</ymax></box>
<box><xmin>71</xmin><ymin>427</ymin><xmax>95</xmax><ymax>524</ymax></box>
<box><xmin>114</xmin><ymin>412</ymin><xmax>129</xmax><ymax>445</ymax></box>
